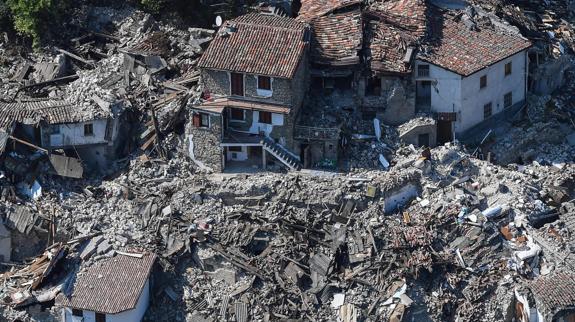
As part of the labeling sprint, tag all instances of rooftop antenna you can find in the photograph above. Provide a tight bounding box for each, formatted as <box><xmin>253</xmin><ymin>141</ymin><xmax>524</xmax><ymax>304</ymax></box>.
<box><xmin>215</xmin><ymin>16</ymin><xmax>223</xmax><ymax>27</ymax></box>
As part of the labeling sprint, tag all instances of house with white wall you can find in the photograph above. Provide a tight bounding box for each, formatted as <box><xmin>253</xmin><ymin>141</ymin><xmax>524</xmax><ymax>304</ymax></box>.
<box><xmin>0</xmin><ymin>98</ymin><xmax>127</xmax><ymax>172</ymax></box>
<box><xmin>415</xmin><ymin>6</ymin><xmax>532</xmax><ymax>144</ymax></box>
<box><xmin>56</xmin><ymin>252</ymin><xmax>156</xmax><ymax>322</ymax></box>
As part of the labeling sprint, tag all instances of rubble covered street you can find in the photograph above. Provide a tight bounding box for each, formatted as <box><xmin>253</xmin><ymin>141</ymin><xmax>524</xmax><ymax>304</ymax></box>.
<box><xmin>0</xmin><ymin>0</ymin><xmax>574</xmax><ymax>322</ymax></box>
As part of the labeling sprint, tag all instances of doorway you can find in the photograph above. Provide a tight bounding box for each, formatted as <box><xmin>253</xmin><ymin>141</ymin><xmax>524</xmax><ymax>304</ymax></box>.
<box><xmin>437</xmin><ymin>121</ymin><xmax>453</xmax><ymax>145</ymax></box>
<box><xmin>300</xmin><ymin>144</ymin><xmax>311</xmax><ymax>168</ymax></box>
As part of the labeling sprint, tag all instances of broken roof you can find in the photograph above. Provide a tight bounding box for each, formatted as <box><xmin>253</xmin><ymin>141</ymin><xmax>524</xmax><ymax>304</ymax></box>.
<box><xmin>56</xmin><ymin>252</ymin><xmax>156</xmax><ymax>314</ymax></box>
<box><xmin>197</xmin><ymin>13</ymin><xmax>308</xmax><ymax>79</ymax></box>
<box><xmin>310</xmin><ymin>11</ymin><xmax>363</xmax><ymax>66</ymax></box>
<box><xmin>418</xmin><ymin>7</ymin><xmax>532</xmax><ymax>76</ymax></box>
<box><xmin>195</xmin><ymin>97</ymin><xmax>291</xmax><ymax>114</ymax></box>
<box><xmin>296</xmin><ymin>0</ymin><xmax>361</xmax><ymax>22</ymax></box>
<box><xmin>0</xmin><ymin>99</ymin><xmax>114</xmax><ymax>129</ymax></box>
<box><xmin>123</xmin><ymin>31</ymin><xmax>171</xmax><ymax>57</ymax></box>
<box><xmin>529</xmin><ymin>272</ymin><xmax>575</xmax><ymax>311</ymax></box>
<box><xmin>365</xmin><ymin>0</ymin><xmax>428</xmax><ymax>74</ymax></box>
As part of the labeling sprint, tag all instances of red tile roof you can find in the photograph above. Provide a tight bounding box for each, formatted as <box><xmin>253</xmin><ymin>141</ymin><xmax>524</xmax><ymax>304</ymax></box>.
<box><xmin>310</xmin><ymin>11</ymin><xmax>363</xmax><ymax>65</ymax></box>
<box><xmin>296</xmin><ymin>0</ymin><xmax>361</xmax><ymax>21</ymax></box>
<box><xmin>418</xmin><ymin>8</ymin><xmax>532</xmax><ymax>76</ymax></box>
<box><xmin>530</xmin><ymin>272</ymin><xmax>575</xmax><ymax>310</ymax></box>
<box><xmin>56</xmin><ymin>253</ymin><xmax>156</xmax><ymax>314</ymax></box>
<box><xmin>365</xmin><ymin>0</ymin><xmax>427</xmax><ymax>74</ymax></box>
<box><xmin>197</xmin><ymin>13</ymin><xmax>308</xmax><ymax>79</ymax></box>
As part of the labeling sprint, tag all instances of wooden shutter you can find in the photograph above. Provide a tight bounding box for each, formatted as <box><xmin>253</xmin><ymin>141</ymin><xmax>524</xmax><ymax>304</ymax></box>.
<box><xmin>231</xmin><ymin>73</ymin><xmax>244</xmax><ymax>96</ymax></box>
<box><xmin>193</xmin><ymin>113</ymin><xmax>201</xmax><ymax>127</ymax></box>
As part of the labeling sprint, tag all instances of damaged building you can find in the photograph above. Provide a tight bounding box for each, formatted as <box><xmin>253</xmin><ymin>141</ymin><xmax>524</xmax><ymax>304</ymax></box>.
<box><xmin>190</xmin><ymin>13</ymin><xmax>310</xmax><ymax>172</ymax></box>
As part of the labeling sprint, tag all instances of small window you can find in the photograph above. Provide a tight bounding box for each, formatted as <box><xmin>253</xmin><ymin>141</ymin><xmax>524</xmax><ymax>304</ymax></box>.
<box><xmin>504</xmin><ymin>92</ymin><xmax>513</xmax><ymax>108</ymax></box>
<box><xmin>484</xmin><ymin>102</ymin><xmax>492</xmax><ymax>119</ymax></box>
<box><xmin>418</xmin><ymin>65</ymin><xmax>430</xmax><ymax>77</ymax></box>
<box><xmin>52</xmin><ymin>125</ymin><xmax>60</xmax><ymax>134</ymax></box>
<box><xmin>95</xmin><ymin>312</ymin><xmax>106</xmax><ymax>322</ymax></box>
<box><xmin>259</xmin><ymin>111</ymin><xmax>272</xmax><ymax>124</ymax></box>
<box><xmin>230</xmin><ymin>108</ymin><xmax>244</xmax><ymax>121</ymax></box>
<box><xmin>505</xmin><ymin>62</ymin><xmax>512</xmax><ymax>76</ymax></box>
<box><xmin>72</xmin><ymin>309</ymin><xmax>83</xmax><ymax>317</ymax></box>
<box><xmin>228</xmin><ymin>146</ymin><xmax>242</xmax><ymax>152</ymax></box>
<box><xmin>480</xmin><ymin>75</ymin><xmax>487</xmax><ymax>89</ymax></box>
<box><xmin>257</xmin><ymin>76</ymin><xmax>271</xmax><ymax>91</ymax></box>
<box><xmin>193</xmin><ymin>112</ymin><xmax>210</xmax><ymax>128</ymax></box>
<box><xmin>84</xmin><ymin>123</ymin><xmax>94</xmax><ymax>136</ymax></box>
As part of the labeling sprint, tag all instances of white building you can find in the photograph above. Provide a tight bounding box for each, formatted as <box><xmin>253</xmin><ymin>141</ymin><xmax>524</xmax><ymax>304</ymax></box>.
<box><xmin>415</xmin><ymin>6</ymin><xmax>532</xmax><ymax>144</ymax></box>
<box><xmin>56</xmin><ymin>253</ymin><xmax>156</xmax><ymax>322</ymax></box>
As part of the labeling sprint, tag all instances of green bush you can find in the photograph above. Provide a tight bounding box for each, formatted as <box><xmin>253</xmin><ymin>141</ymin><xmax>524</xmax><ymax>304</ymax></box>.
<box><xmin>5</xmin><ymin>0</ymin><xmax>67</xmax><ymax>47</ymax></box>
<box><xmin>140</xmin><ymin>0</ymin><xmax>165</xmax><ymax>14</ymax></box>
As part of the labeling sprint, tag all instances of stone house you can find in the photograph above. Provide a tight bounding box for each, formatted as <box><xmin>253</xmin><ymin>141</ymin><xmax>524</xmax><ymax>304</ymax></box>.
<box><xmin>191</xmin><ymin>13</ymin><xmax>310</xmax><ymax>172</ymax></box>
<box><xmin>0</xmin><ymin>99</ymin><xmax>127</xmax><ymax>172</ymax></box>
<box><xmin>416</xmin><ymin>6</ymin><xmax>532</xmax><ymax>144</ymax></box>
<box><xmin>56</xmin><ymin>253</ymin><xmax>156</xmax><ymax>322</ymax></box>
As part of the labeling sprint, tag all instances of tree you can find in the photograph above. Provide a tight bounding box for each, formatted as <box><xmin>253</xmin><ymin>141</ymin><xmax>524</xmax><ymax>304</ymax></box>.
<box><xmin>5</xmin><ymin>0</ymin><xmax>66</xmax><ymax>47</ymax></box>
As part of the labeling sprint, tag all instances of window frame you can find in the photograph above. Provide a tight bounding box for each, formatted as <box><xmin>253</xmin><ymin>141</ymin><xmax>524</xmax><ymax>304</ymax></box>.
<box><xmin>418</xmin><ymin>65</ymin><xmax>430</xmax><ymax>77</ymax></box>
<box><xmin>200</xmin><ymin>113</ymin><xmax>210</xmax><ymax>127</ymax></box>
<box><xmin>230</xmin><ymin>72</ymin><xmax>244</xmax><ymax>96</ymax></box>
<box><xmin>229</xmin><ymin>108</ymin><xmax>245</xmax><ymax>122</ymax></box>
<box><xmin>257</xmin><ymin>76</ymin><xmax>272</xmax><ymax>91</ymax></box>
<box><xmin>483</xmin><ymin>102</ymin><xmax>493</xmax><ymax>119</ymax></box>
<box><xmin>505</xmin><ymin>62</ymin><xmax>512</xmax><ymax>76</ymax></box>
<box><xmin>95</xmin><ymin>312</ymin><xmax>106</xmax><ymax>322</ymax></box>
<box><xmin>71</xmin><ymin>309</ymin><xmax>83</xmax><ymax>317</ymax></box>
<box><xmin>480</xmin><ymin>75</ymin><xmax>487</xmax><ymax>89</ymax></box>
<box><xmin>83</xmin><ymin>123</ymin><xmax>94</xmax><ymax>137</ymax></box>
<box><xmin>259</xmin><ymin>111</ymin><xmax>272</xmax><ymax>124</ymax></box>
<box><xmin>504</xmin><ymin>92</ymin><xmax>513</xmax><ymax>108</ymax></box>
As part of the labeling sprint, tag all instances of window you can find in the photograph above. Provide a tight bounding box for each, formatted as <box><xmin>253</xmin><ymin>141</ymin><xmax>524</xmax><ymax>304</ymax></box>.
<box><xmin>480</xmin><ymin>75</ymin><xmax>487</xmax><ymax>89</ymax></box>
<box><xmin>504</xmin><ymin>92</ymin><xmax>513</xmax><ymax>108</ymax></box>
<box><xmin>505</xmin><ymin>62</ymin><xmax>512</xmax><ymax>76</ymax></box>
<box><xmin>229</xmin><ymin>146</ymin><xmax>242</xmax><ymax>152</ymax></box>
<box><xmin>72</xmin><ymin>309</ymin><xmax>83</xmax><ymax>317</ymax></box>
<box><xmin>257</xmin><ymin>76</ymin><xmax>271</xmax><ymax>91</ymax></box>
<box><xmin>484</xmin><ymin>102</ymin><xmax>492</xmax><ymax>119</ymax></box>
<box><xmin>84</xmin><ymin>123</ymin><xmax>94</xmax><ymax>136</ymax></box>
<box><xmin>230</xmin><ymin>72</ymin><xmax>244</xmax><ymax>96</ymax></box>
<box><xmin>259</xmin><ymin>111</ymin><xmax>272</xmax><ymax>124</ymax></box>
<box><xmin>95</xmin><ymin>312</ymin><xmax>106</xmax><ymax>322</ymax></box>
<box><xmin>418</xmin><ymin>65</ymin><xmax>430</xmax><ymax>77</ymax></box>
<box><xmin>230</xmin><ymin>108</ymin><xmax>245</xmax><ymax>121</ymax></box>
<box><xmin>52</xmin><ymin>125</ymin><xmax>60</xmax><ymax>134</ymax></box>
<box><xmin>193</xmin><ymin>112</ymin><xmax>210</xmax><ymax>128</ymax></box>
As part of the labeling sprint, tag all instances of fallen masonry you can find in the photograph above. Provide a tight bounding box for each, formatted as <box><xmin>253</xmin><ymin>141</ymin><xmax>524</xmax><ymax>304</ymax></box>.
<box><xmin>0</xmin><ymin>1</ymin><xmax>574</xmax><ymax>322</ymax></box>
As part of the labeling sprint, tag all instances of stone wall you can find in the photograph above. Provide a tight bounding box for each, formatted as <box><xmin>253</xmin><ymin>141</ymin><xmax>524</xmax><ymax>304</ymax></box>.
<box><xmin>187</xmin><ymin>112</ymin><xmax>223</xmax><ymax>172</ymax></box>
<box><xmin>359</xmin><ymin>75</ymin><xmax>416</xmax><ymax>125</ymax></box>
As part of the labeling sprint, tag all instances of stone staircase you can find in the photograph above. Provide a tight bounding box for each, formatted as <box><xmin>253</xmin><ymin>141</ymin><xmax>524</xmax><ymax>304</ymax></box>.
<box><xmin>261</xmin><ymin>137</ymin><xmax>302</xmax><ymax>171</ymax></box>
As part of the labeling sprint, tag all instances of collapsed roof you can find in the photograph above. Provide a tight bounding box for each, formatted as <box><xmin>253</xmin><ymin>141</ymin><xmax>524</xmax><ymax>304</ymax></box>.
<box><xmin>418</xmin><ymin>6</ymin><xmax>532</xmax><ymax>76</ymax></box>
<box><xmin>197</xmin><ymin>13</ymin><xmax>309</xmax><ymax>79</ymax></box>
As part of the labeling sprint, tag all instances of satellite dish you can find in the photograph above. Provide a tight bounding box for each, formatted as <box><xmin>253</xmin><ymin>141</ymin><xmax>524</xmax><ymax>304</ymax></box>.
<box><xmin>215</xmin><ymin>16</ymin><xmax>223</xmax><ymax>27</ymax></box>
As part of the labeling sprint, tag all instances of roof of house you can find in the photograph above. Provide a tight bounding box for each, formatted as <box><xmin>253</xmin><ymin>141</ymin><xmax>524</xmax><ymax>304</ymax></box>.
<box><xmin>296</xmin><ymin>0</ymin><xmax>361</xmax><ymax>22</ymax></box>
<box><xmin>124</xmin><ymin>31</ymin><xmax>171</xmax><ymax>57</ymax></box>
<box><xmin>0</xmin><ymin>99</ymin><xmax>112</xmax><ymax>130</ymax></box>
<box><xmin>195</xmin><ymin>97</ymin><xmax>291</xmax><ymax>114</ymax></box>
<box><xmin>365</xmin><ymin>0</ymin><xmax>427</xmax><ymax>74</ymax></box>
<box><xmin>56</xmin><ymin>253</ymin><xmax>156</xmax><ymax>314</ymax></box>
<box><xmin>418</xmin><ymin>7</ymin><xmax>532</xmax><ymax>76</ymax></box>
<box><xmin>530</xmin><ymin>272</ymin><xmax>575</xmax><ymax>310</ymax></box>
<box><xmin>310</xmin><ymin>11</ymin><xmax>363</xmax><ymax>66</ymax></box>
<box><xmin>197</xmin><ymin>13</ymin><xmax>308</xmax><ymax>79</ymax></box>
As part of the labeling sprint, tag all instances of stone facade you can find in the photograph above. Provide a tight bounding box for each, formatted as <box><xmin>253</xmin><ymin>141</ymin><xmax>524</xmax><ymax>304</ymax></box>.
<box><xmin>359</xmin><ymin>76</ymin><xmax>416</xmax><ymax>125</ymax></box>
<box><xmin>187</xmin><ymin>112</ymin><xmax>223</xmax><ymax>172</ymax></box>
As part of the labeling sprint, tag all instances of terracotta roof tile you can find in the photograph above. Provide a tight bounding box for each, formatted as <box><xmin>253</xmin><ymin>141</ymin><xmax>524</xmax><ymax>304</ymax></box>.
<box><xmin>418</xmin><ymin>7</ymin><xmax>532</xmax><ymax>76</ymax></box>
<box><xmin>296</xmin><ymin>0</ymin><xmax>361</xmax><ymax>22</ymax></box>
<box><xmin>530</xmin><ymin>272</ymin><xmax>575</xmax><ymax>310</ymax></box>
<box><xmin>310</xmin><ymin>10</ymin><xmax>363</xmax><ymax>65</ymax></box>
<box><xmin>365</xmin><ymin>0</ymin><xmax>428</xmax><ymax>73</ymax></box>
<box><xmin>197</xmin><ymin>13</ymin><xmax>308</xmax><ymax>79</ymax></box>
<box><xmin>56</xmin><ymin>253</ymin><xmax>156</xmax><ymax>314</ymax></box>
